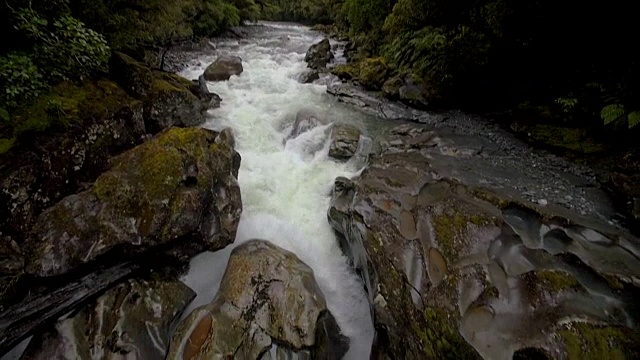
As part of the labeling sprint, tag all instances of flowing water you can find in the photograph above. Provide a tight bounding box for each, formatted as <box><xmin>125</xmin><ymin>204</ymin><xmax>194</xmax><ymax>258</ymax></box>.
<box><xmin>178</xmin><ymin>22</ymin><xmax>381</xmax><ymax>358</ymax></box>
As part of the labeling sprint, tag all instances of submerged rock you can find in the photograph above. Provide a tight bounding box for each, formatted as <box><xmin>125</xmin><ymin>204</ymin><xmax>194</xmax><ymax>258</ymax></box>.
<box><xmin>329</xmin><ymin>124</ymin><xmax>361</xmax><ymax>160</ymax></box>
<box><xmin>297</xmin><ymin>69</ymin><xmax>320</xmax><ymax>84</ymax></box>
<box><xmin>288</xmin><ymin>109</ymin><xmax>326</xmax><ymax>139</ymax></box>
<box><xmin>304</xmin><ymin>38</ymin><xmax>334</xmax><ymax>70</ymax></box>
<box><xmin>328</xmin><ymin>123</ymin><xmax>640</xmax><ymax>359</ymax></box>
<box><xmin>203</xmin><ymin>56</ymin><xmax>243</xmax><ymax>81</ymax></box>
<box><xmin>21</xmin><ymin>276</ymin><xmax>195</xmax><ymax>360</ymax></box>
<box><xmin>167</xmin><ymin>239</ymin><xmax>349</xmax><ymax>359</ymax></box>
<box><xmin>25</xmin><ymin>127</ymin><xmax>242</xmax><ymax>277</ymax></box>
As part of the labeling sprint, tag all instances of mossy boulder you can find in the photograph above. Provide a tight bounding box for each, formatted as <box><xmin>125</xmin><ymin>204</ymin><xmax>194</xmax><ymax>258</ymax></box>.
<box><xmin>167</xmin><ymin>240</ymin><xmax>349</xmax><ymax>359</ymax></box>
<box><xmin>382</xmin><ymin>74</ymin><xmax>432</xmax><ymax>109</ymax></box>
<box><xmin>0</xmin><ymin>80</ymin><xmax>146</xmax><ymax>251</ymax></box>
<box><xmin>382</xmin><ymin>76</ymin><xmax>403</xmax><ymax>99</ymax></box>
<box><xmin>331</xmin><ymin>63</ymin><xmax>360</xmax><ymax>81</ymax></box>
<box><xmin>328</xmin><ymin>123</ymin><xmax>640</xmax><ymax>358</ymax></box>
<box><xmin>24</xmin><ymin>127</ymin><xmax>242</xmax><ymax>277</ymax></box>
<box><xmin>21</xmin><ymin>276</ymin><xmax>195</xmax><ymax>359</ymax></box>
<box><xmin>203</xmin><ymin>55</ymin><xmax>243</xmax><ymax>82</ymax></box>
<box><xmin>304</xmin><ymin>38</ymin><xmax>334</xmax><ymax>70</ymax></box>
<box><xmin>358</xmin><ymin>58</ymin><xmax>389</xmax><ymax>89</ymax></box>
<box><xmin>143</xmin><ymin>72</ymin><xmax>211</xmax><ymax>134</ymax></box>
<box><xmin>109</xmin><ymin>51</ymin><xmax>154</xmax><ymax>98</ymax></box>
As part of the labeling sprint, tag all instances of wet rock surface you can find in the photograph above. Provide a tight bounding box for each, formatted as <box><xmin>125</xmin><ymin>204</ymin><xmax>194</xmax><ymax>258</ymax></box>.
<box><xmin>297</xmin><ymin>69</ymin><xmax>320</xmax><ymax>84</ymax></box>
<box><xmin>167</xmin><ymin>239</ymin><xmax>349</xmax><ymax>360</ymax></box>
<box><xmin>329</xmin><ymin>124</ymin><xmax>361</xmax><ymax>160</ymax></box>
<box><xmin>328</xmin><ymin>123</ymin><xmax>640</xmax><ymax>358</ymax></box>
<box><xmin>25</xmin><ymin>127</ymin><xmax>242</xmax><ymax>277</ymax></box>
<box><xmin>305</xmin><ymin>38</ymin><xmax>334</xmax><ymax>70</ymax></box>
<box><xmin>203</xmin><ymin>55</ymin><xmax>244</xmax><ymax>82</ymax></box>
<box><xmin>21</xmin><ymin>276</ymin><xmax>195</xmax><ymax>360</ymax></box>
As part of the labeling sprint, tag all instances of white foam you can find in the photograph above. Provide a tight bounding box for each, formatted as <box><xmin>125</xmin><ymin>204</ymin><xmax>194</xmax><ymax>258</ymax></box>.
<box><xmin>179</xmin><ymin>22</ymin><xmax>373</xmax><ymax>358</ymax></box>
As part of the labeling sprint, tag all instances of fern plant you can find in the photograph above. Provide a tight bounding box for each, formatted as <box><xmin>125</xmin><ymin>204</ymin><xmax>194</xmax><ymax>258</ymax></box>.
<box><xmin>601</xmin><ymin>104</ymin><xmax>640</xmax><ymax>129</ymax></box>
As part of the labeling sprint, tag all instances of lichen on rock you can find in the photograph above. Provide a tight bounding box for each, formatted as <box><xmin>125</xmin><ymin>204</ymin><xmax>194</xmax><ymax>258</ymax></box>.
<box><xmin>24</xmin><ymin>127</ymin><xmax>242</xmax><ymax>277</ymax></box>
<box><xmin>167</xmin><ymin>239</ymin><xmax>349</xmax><ymax>360</ymax></box>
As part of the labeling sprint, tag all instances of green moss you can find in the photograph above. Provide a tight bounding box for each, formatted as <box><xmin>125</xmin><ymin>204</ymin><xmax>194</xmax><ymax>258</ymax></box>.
<box><xmin>151</xmin><ymin>72</ymin><xmax>194</xmax><ymax>96</ymax></box>
<box><xmin>433</xmin><ymin>210</ymin><xmax>468</xmax><ymax>262</ymax></box>
<box><xmin>358</xmin><ymin>57</ymin><xmax>389</xmax><ymax>88</ymax></box>
<box><xmin>559</xmin><ymin>322</ymin><xmax>639</xmax><ymax>359</ymax></box>
<box><xmin>93</xmin><ymin>128</ymin><xmax>216</xmax><ymax>215</ymax></box>
<box><xmin>11</xmin><ymin>80</ymin><xmax>132</xmax><ymax>138</ymax></box>
<box><xmin>0</xmin><ymin>137</ymin><xmax>16</xmax><ymax>155</ymax></box>
<box><xmin>536</xmin><ymin>270</ymin><xmax>580</xmax><ymax>291</ymax></box>
<box><xmin>412</xmin><ymin>307</ymin><xmax>480</xmax><ymax>359</ymax></box>
<box><xmin>331</xmin><ymin>63</ymin><xmax>360</xmax><ymax>80</ymax></box>
<box><xmin>602</xmin><ymin>274</ymin><xmax>625</xmax><ymax>290</ymax></box>
<box><xmin>527</xmin><ymin>125</ymin><xmax>607</xmax><ymax>154</ymax></box>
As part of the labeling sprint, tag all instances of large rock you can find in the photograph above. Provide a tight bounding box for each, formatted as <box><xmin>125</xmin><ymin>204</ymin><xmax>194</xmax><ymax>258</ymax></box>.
<box><xmin>143</xmin><ymin>72</ymin><xmax>212</xmax><ymax>134</ymax></box>
<box><xmin>203</xmin><ymin>56</ymin><xmax>243</xmax><ymax>82</ymax></box>
<box><xmin>383</xmin><ymin>75</ymin><xmax>432</xmax><ymax>109</ymax></box>
<box><xmin>24</xmin><ymin>127</ymin><xmax>242</xmax><ymax>277</ymax></box>
<box><xmin>329</xmin><ymin>124</ymin><xmax>361</xmax><ymax>161</ymax></box>
<box><xmin>328</xmin><ymin>124</ymin><xmax>640</xmax><ymax>358</ymax></box>
<box><xmin>304</xmin><ymin>38</ymin><xmax>334</xmax><ymax>70</ymax></box>
<box><xmin>0</xmin><ymin>80</ymin><xmax>146</xmax><ymax>255</ymax></box>
<box><xmin>167</xmin><ymin>239</ymin><xmax>349</xmax><ymax>359</ymax></box>
<box><xmin>21</xmin><ymin>276</ymin><xmax>195</xmax><ymax>360</ymax></box>
<box><xmin>109</xmin><ymin>52</ymin><xmax>154</xmax><ymax>99</ymax></box>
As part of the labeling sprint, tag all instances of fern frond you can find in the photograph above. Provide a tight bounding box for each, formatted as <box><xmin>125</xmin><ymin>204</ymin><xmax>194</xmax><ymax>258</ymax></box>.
<box><xmin>628</xmin><ymin>111</ymin><xmax>640</xmax><ymax>128</ymax></box>
<box><xmin>601</xmin><ymin>104</ymin><xmax>625</xmax><ymax>125</ymax></box>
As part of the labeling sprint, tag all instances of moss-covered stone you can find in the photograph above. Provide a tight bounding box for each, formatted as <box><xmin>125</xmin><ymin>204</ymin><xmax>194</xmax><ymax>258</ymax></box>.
<box><xmin>414</xmin><ymin>307</ymin><xmax>481</xmax><ymax>359</ymax></box>
<box><xmin>109</xmin><ymin>51</ymin><xmax>154</xmax><ymax>98</ymax></box>
<box><xmin>11</xmin><ymin>80</ymin><xmax>133</xmax><ymax>138</ymax></box>
<box><xmin>168</xmin><ymin>240</ymin><xmax>348</xmax><ymax>359</ymax></box>
<box><xmin>25</xmin><ymin>127</ymin><xmax>242</xmax><ymax>277</ymax></box>
<box><xmin>359</xmin><ymin>57</ymin><xmax>389</xmax><ymax>89</ymax></box>
<box><xmin>536</xmin><ymin>270</ymin><xmax>580</xmax><ymax>291</ymax></box>
<box><xmin>526</xmin><ymin>125</ymin><xmax>607</xmax><ymax>154</ymax></box>
<box><xmin>558</xmin><ymin>322</ymin><xmax>639</xmax><ymax>359</ymax></box>
<box><xmin>331</xmin><ymin>63</ymin><xmax>360</xmax><ymax>80</ymax></box>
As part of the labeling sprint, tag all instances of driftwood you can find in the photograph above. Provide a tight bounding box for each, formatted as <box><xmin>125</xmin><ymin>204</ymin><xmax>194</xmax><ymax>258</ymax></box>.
<box><xmin>0</xmin><ymin>262</ymin><xmax>140</xmax><ymax>356</ymax></box>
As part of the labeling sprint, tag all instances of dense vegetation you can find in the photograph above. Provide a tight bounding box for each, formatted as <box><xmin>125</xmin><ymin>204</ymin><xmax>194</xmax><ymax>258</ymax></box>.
<box><xmin>335</xmin><ymin>0</ymin><xmax>639</xmax><ymax>135</ymax></box>
<box><xmin>1</xmin><ymin>0</ymin><xmax>638</xmax><ymax>154</ymax></box>
<box><xmin>0</xmin><ymin>0</ymin><xmax>266</xmax><ymax>153</ymax></box>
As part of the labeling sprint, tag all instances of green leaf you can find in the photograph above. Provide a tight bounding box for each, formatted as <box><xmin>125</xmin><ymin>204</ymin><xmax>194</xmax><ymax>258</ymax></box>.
<box><xmin>628</xmin><ymin>111</ymin><xmax>640</xmax><ymax>128</ymax></box>
<box><xmin>601</xmin><ymin>104</ymin><xmax>625</xmax><ymax>125</ymax></box>
<box><xmin>0</xmin><ymin>108</ymin><xmax>9</xmax><ymax>122</ymax></box>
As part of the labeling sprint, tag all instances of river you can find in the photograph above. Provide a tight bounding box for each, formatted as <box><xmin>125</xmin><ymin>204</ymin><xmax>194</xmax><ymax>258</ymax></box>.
<box><xmin>178</xmin><ymin>22</ymin><xmax>379</xmax><ymax>358</ymax></box>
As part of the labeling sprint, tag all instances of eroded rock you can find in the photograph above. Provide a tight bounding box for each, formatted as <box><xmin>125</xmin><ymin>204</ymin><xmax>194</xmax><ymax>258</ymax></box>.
<box><xmin>167</xmin><ymin>239</ymin><xmax>349</xmax><ymax>359</ymax></box>
<box><xmin>24</xmin><ymin>127</ymin><xmax>242</xmax><ymax>277</ymax></box>
<box><xmin>203</xmin><ymin>56</ymin><xmax>243</xmax><ymax>82</ymax></box>
<box><xmin>21</xmin><ymin>276</ymin><xmax>195</xmax><ymax>360</ymax></box>
<box><xmin>304</xmin><ymin>38</ymin><xmax>334</xmax><ymax>70</ymax></box>
<box><xmin>328</xmin><ymin>123</ymin><xmax>640</xmax><ymax>359</ymax></box>
<box><xmin>329</xmin><ymin>124</ymin><xmax>361</xmax><ymax>161</ymax></box>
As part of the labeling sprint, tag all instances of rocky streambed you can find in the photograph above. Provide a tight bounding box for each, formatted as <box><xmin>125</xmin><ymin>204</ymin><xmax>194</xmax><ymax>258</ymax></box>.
<box><xmin>1</xmin><ymin>21</ymin><xmax>639</xmax><ymax>360</ymax></box>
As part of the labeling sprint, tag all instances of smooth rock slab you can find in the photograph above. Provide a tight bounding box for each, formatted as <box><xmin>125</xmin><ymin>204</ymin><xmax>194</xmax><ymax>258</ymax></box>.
<box><xmin>21</xmin><ymin>277</ymin><xmax>195</xmax><ymax>360</ymax></box>
<box><xmin>167</xmin><ymin>239</ymin><xmax>349</xmax><ymax>360</ymax></box>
